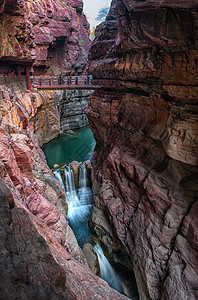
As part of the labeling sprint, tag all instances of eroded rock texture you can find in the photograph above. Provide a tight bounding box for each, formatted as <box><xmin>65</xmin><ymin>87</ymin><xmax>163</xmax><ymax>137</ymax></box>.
<box><xmin>0</xmin><ymin>82</ymin><xmax>128</xmax><ymax>300</ymax></box>
<box><xmin>59</xmin><ymin>89</ymin><xmax>92</xmax><ymax>134</ymax></box>
<box><xmin>0</xmin><ymin>82</ymin><xmax>86</xmax><ymax>264</ymax></box>
<box><xmin>0</xmin><ymin>0</ymin><xmax>91</xmax><ymax>74</ymax></box>
<box><xmin>86</xmin><ymin>1</ymin><xmax>198</xmax><ymax>299</ymax></box>
<box><xmin>21</xmin><ymin>86</ymin><xmax>91</xmax><ymax>146</ymax></box>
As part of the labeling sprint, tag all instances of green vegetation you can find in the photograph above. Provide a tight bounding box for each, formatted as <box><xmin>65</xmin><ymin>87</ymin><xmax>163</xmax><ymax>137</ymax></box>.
<box><xmin>95</xmin><ymin>7</ymin><xmax>109</xmax><ymax>23</ymax></box>
<box><xmin>57</xmin><ymin>0</ymin><xmax>67</xmax><ymax>8</ymax></box>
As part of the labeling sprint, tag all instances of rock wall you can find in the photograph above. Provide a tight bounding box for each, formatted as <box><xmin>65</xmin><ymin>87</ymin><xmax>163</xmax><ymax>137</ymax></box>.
<box><xmin>24</xmin><ymin>87</ymin><xmax>92</xmax><ymax>145</ymax></box>
<box><xmin>0</xmin><ymin>0</ymin><xmax>91</xmax><ymax>74</ymax></box>
<box><xmin>0</xmin><ymin>79</ymin><xmax>61</xmax><ymax>146</ymax></box>
<box><xmin>22</xmin><ymin>88</ymin><xmax>60</xmax><ymax>146</ymax></box>
<box><xmin>0</xmin><ymin>0</ymin><xmax>35</xmax><ymax>61</ymax></box>
<box><xmin>86</xmin><ymin>1</ymin><xmax>198</xmax><ymax>299</ymax></box>
<box><xmin>59</xmin><ymin>89</ymin><xmax>93</xmax><ymax>134</ymax></box>
<box><xmin>0</xmin><ymin>0</ymin><xmax>92</xmax><ymax>144</ymax></box>
<box><xmin>1</xmin><ymin>78</ymin><xmax>91</xmax><ymax>147</ymax></box>
<box><xmin>0</xmin><ymin>82</ymin><xmax>128</xmax><ymax>300</ymax></box>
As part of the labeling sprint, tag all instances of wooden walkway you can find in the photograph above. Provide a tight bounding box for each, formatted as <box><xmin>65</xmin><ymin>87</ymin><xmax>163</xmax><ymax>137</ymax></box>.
<box><xmin>37</xmin><ymin>84</ymin><xmax>100</xmax><ymax>90</ymax></box>
<box><xmin>31</xmin><ymin>76</ymin><xmax>100</xmax><ymax>91</ymax></box>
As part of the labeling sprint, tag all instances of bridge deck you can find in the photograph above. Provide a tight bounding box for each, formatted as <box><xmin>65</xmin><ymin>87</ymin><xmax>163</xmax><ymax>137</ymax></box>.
<box><xmin>36</xmin><ymin>84</ymin><xmax>100</xmax><ymax>90</ymax></box>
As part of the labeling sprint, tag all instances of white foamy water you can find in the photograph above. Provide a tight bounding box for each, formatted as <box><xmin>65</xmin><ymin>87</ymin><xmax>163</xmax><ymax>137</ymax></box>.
<box><xmin>54</xmin><ymin>163</ymin><xmax>132</xmax><ymax>298</ymax></box>
<box><xmin>94</xmin><ymin>243</ymin><xmax>131</xmax><ymax>297</ymax></box>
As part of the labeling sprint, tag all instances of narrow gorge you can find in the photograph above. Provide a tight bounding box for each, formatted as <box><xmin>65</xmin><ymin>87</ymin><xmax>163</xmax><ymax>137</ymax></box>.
<box><xmin>0</xmin><ymin>0</ymin><xmax>198</xmax><ymax>300</ymax></box>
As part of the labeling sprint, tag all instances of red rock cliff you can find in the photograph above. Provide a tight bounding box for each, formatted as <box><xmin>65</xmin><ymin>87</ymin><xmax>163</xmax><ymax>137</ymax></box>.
<box><xmin>0</xmin><ymin>0</ymin><xmax>91</xmax><ymax>74</ymax></box>
<box><xmin>86</xmin><ymin>0</ymin><xmax>198</xmax><ymax>299</ymax></box>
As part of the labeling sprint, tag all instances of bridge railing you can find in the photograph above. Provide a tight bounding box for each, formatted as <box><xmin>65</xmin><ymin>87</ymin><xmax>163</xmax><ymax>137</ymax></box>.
<box><xmin>31</xmin><ymin>75</ymin><xmax>91</xmax><ymax>87</ymax></box>
<box><xmin>31</xmin><ymin>76</ymin><xmax>57</xmax><ymax>86</ymax></box>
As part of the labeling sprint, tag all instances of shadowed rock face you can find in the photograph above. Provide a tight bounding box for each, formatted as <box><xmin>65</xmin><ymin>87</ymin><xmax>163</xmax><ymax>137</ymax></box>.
<box><xmin>86</xmin><ymin>0</ymin><xmax>198</xmax><ymax>299</ymax></box>
<box><xmin>0</xmin><ymin>0</ymin><xmax>91</xmax><ymax>74</ymax></box>
<box><xmin>0</xmin><ymin>178</ymin><xmax>70</xmax><ymax>300</ymax></box>
<box><xmin>0</xmin><ymin>0</ymin><xmax>6</xmax><ymax>13</ymax></box>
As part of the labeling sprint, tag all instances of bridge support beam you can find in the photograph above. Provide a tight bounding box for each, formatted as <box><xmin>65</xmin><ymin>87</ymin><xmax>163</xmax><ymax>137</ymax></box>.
<box><xmin>26</xmin><ymin>66</ymin><xmax>31</xmax><ymax>91</ymax></box>
<box><xmin>17</xmin><ymin>65</ymin><xmax>21</xmax><ymax>76</ymax></box>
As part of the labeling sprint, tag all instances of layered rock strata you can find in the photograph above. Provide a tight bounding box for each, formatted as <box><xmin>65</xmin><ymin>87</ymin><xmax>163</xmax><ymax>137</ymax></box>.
<box><xmin>59</xmin><ymin>89</ymin><xmax>92</xmax><ymax>134</ymax></box>
<box><xmin>23</xmin><ymin>87</ymin><xmax>91</xmax><ymax>146</ymax></box>
<box><xmin>0</xmin><ymin>0</ymin><xmax>91</xmax><ymax>74</ymax></box>
<box><xmin>86</xmin><ymin>0</ymin><xmax>198</xmax><ymax>299</ymax></box>
<box><xmin>0</xmin><ymin>82</ymin><xmax>128</xmax><ymax>299</ymax></box>
<box><xmin>0</xmin><ymin>0</ymin><xmax>92</xmax><ymax>144</ymax></box>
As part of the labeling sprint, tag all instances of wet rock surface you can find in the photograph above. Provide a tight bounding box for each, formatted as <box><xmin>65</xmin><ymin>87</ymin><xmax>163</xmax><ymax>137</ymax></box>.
<box><xmin>83</xmin><ymin>243</ymin><xmax>100</xmax><ymax>274</ymax></box>
<box><xmin>86</xmin><ymin>0</ymin><xmax>198</xmax><ymax>299</ymax></box>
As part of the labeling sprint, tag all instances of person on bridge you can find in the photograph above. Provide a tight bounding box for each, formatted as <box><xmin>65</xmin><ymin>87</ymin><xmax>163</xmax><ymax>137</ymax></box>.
<box><xmin>75</xmin><ymin>76</ymin><xmax>78</xmax><ymax>85</ymax></box>
<box><xmin>62</xmin><ymin>74</ymin><xmax>65</xmax><ymax>85</ymax></box>
<box><xmin>84</xmin><ymin>75</ymin><xmax>87</xmax><ymax>85</ymax></box>
<box><xmin>59</xmin><ymin>74</ymin><xmax>62</xmax><ymax>85</ymax></box>
<box><xmin>67</xmin><ymin>75</ymin><xmax>70</xmax><ymax>85</ymax></box>
<box><xmin>87</xmin><ymin>75</ymin><xmax>90</xmax><ymax>85</ymax></box>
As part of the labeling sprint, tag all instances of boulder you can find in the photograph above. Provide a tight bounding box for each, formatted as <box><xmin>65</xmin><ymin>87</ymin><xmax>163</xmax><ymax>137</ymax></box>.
<box><xmin>83</xmin><ymin>243</ymin><xmax>100</xmax><ymax>275</ymax></box>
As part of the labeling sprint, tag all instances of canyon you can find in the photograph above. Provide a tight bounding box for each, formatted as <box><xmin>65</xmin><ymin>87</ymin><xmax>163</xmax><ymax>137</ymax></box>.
<box><xmin>0</xmin><ymin>0</ymin><xmax>127</xmax><ymax>299</ymax></box>
<box><xmin>86</xmin><ymin>0</ymin><xmax>198</xmax><ymax>299</ymax></box>
<box><xmin>0</xmin><ymin>0</ymin><xmax>197</xmax><ymax>300</ymax></box>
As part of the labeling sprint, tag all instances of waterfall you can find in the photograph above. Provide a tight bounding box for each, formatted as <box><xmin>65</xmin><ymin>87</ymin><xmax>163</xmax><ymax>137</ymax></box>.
<box><xmin>53</xmin><ymin>169</ymin><xmax>64</xmax><ymax>187</ymax></box>
<box><xmin>53</xmin><ymin>163</ymin><xmax>92</xmax><ymax>246</ymax></box>
<box><xmin>53</xmin><ymin>164</ymin><xmax>91</xmax><ymax>224</ymax></box>
<box><xmin>79</xmin><ymin>162</ymin><xmax>87</xmax><ymax>188</ymax></box>
<box><xmin>64</xmin><ymin>165</ymin><xmax>79</xmax><ymax>203</ymax></box>
<box><xmin>78</xmin><ymin>162</ymin><xmax>92</xmax><ymax>206</ymax></box>
<box><xmin>53</xmin><ymin>164</ymin><xmax>132</xmax><ymax>298</ymax></box>
<box><xmin>94</xmin><ymin>243</ymin><xmax>131</xmax><ymax>298</ymax></box>
<box><xmin>63</xmin><ymin>164</ymin><xmax>91</xmax><ymax>223</ymax></box>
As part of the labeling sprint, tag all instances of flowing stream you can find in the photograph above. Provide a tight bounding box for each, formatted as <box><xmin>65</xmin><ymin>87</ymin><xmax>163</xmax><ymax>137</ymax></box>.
<box><xmin>94</xmin><ymin>243</ymin><xmax>130</xmax><ymax>296</ymax></box>
<box><xmin>53</xmin><ymin>163</ymin><xmax>132</xmax><ymax>297</ymax></box>
<box><xmin>54</xmin><ymin>163</ymin><xmax>92</xmax><ymax>246</ymax></box>
<box><xmin>44</xmin><ymin>127</ymin><xmax>138</xmax><ymax>299</ymax></box>
<box><xmin>65</xmin><ymin>163</ymin><xmax>92</xmax><ymax>246</ymax></box>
